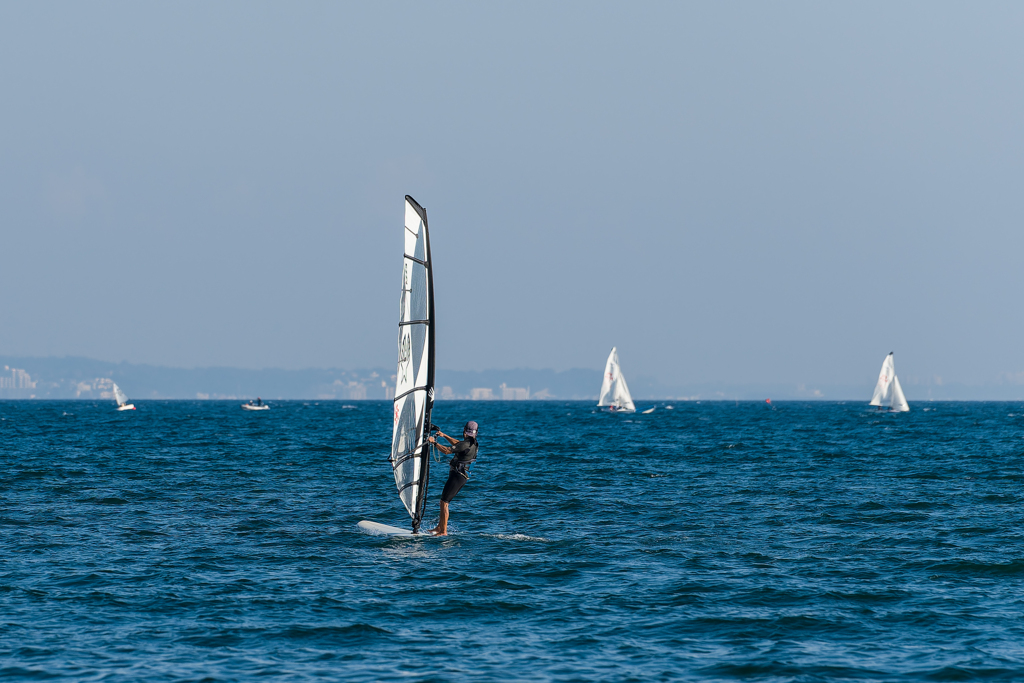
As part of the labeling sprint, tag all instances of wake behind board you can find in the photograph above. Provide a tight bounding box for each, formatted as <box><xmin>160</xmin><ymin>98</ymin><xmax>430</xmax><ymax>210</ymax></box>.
<box><xmin>357</xmin><ymin>520</ymin><xmax>426</xmax><ymax>538</ymax></box>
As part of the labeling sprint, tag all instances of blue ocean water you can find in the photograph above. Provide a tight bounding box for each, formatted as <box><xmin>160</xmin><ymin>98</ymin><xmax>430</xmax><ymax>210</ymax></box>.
<box><xmin>3</xmin><ymin>400</ymin><xmax>1024</xmax><ymax>681</ymax></box>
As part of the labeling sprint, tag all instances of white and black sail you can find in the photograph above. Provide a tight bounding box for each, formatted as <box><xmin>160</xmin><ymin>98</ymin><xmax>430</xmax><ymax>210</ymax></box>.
<box><xmin>389</xmin><ymin>195</ymin><xmax>435</xmax><ymax>533</ymax></box>
<box><xmin>597</xmin><ymin>347</ymin><xmax>636</xmax><ymax>413</ymax></box>
<box><xmin>869</xmin><ymin>352</ymin><xmax>909</xmax><ymax>412</ymax></box>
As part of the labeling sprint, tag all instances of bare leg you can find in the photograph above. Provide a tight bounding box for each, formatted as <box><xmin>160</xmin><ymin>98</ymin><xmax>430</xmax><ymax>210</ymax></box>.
<box><xmin>430</xmin><ymin>501</ymin><xmax>449</xmax><ymax>536</ymax></box>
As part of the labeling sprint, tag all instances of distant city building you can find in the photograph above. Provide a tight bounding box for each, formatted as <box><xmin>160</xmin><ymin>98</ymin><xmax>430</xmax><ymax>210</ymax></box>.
<box><xmin>0</xmin><ymin>366</ymin><xmax>36</xmax><ymax>389</ymax></box>
<box><xmin>74</xmin><ymin>377</ymin><xmax>114</xmax><ymax>398</ymax></box>
<box><xmin>470</xmin><ymin>387</ymin><xmax>494</xmax><ymax>400</ymax></box>
<box><xmin>500</xmin><ymin>383</ymin><xmax>530</xmax><ymax>400</ymax></box>
<box><xmin>0</xmin><ymin>366</ymin><xmax>37</xmax><ymax>398</ymax></box>
<box><xmin>331</xmin><ymin>379</ymin><xmax>367</xmax><ymax>400</ymax></box>
<box><xmin>440</xmin><ymin>386</ymin><xmax>454</xmax><ymax>400</ymax></box>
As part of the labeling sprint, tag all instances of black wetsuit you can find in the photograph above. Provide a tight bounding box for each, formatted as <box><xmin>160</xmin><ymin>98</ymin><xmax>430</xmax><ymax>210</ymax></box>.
<box><xmin>440</xmin><ymin>438</ymin><xmax>478</xmax><ymax>503</ymax></box>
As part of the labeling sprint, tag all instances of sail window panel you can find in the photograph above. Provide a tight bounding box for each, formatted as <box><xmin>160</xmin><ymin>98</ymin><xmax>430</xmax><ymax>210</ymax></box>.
<box><xmin>392</xmin><ymin>394</ymin><xmax>417</xmax><ymax>460</ymax></box>
<box><xmin>398</xmin><ymin>464</ymin><xmax>419</xmax><ymax>515</ymax></box>
<box><xmin>413</xmin><ymin>224</ymin><xmax>427</xmax><ymax>263</ymax></box>
<box><xmin>404</xmin><ymin>216</ymin><xmax>422</xmax><ymax>257</ymax></box>
<box><xmin>408</xmin><ymin>260</ymin><xmax>429</xmax><ymax>322</ymax></box>
<box><xmin>410</xmin><ymin>323</ymin><xmax>428</xmax><ymax>390</ymax></box>
<box><xmin>392</xmin><ymin>395</ymin><xmax>422</xmax><ymax>518</ymax></box>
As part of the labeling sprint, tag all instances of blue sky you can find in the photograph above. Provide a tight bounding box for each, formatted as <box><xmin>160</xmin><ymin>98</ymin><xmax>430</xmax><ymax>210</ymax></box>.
<box><xmin>2</xmin><ymin>2</ymin><xmax>1023</xmax><ymax>389</ymax></box>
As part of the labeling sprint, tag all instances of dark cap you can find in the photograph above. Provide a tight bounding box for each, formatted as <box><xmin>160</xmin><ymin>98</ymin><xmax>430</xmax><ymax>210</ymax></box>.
<box><xmin>463</xmin><ymin>421</ymin><xmax>478</xmax><ymax>437</ymax></box>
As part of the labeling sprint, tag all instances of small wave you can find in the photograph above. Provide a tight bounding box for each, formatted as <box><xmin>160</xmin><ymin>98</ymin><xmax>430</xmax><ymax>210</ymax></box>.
<box><xmin>278</xmin><ymin>623</ymin><xmax>391</xmax><ymax>641</ymax></box>
<box><xmin>485</xmin><ymin>533</ymin><xmax>550</xmax><ymax>542</ymax></box>
<box><xmin>928</xmin><ymin>559</ymin><xmax>1024</xmax><ymax>576</ymax></box>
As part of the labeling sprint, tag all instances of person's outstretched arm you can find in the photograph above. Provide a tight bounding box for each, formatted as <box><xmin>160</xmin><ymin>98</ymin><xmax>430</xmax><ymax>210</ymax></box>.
<box><xmin>435</xmin><ymin>431</ymin><xmax>460</xmax><ymax>446</ymax></box>
<box><xmin>427</xmin><ymin>436</ymin><xmax>455</xmax><ymax>454</ymax></box>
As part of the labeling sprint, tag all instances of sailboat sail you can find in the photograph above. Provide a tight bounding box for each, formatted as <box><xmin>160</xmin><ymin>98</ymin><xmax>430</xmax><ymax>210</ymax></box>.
<box><xmin>390</xmin><ymin>195</ymin><xmax>435</xmax><ymax>533</ymax></box>
<box><xmin>597</xmin><ymin>347</ymin><xmax>636</xmax><ymax>412</ymax></box>
<box><xmin>869</xmin><ymin>352</ymin><xmax>909</xmax><ymax>411</ymax></box>
<box><xmin>890</xmin><ymin>374</ymin><xmax>909</xmax><ymax>412</ymax></box>
<box><xmin>112</xmin><ymin>383</ymin><xmax>129</xmax><ymax>407</ymax></box>
<box><xmin>869</xmin><ymin>353</ymin><xmax>894</xmax><ymax>407</ymax></box>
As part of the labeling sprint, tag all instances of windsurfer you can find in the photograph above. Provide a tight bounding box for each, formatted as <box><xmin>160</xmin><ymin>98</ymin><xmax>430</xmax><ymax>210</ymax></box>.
<box><xmin>426</xmin><ymin>420</ymin><xmax>479</xmax><ymax>536</ymax></box>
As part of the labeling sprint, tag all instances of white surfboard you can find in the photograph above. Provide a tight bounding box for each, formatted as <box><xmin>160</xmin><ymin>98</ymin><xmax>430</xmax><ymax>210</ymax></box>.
<box><xmin>356</xmin><ymin>520</ymin><xmax>421</xmax><ymax>538</ymax></box>
<box><xmin>642</xmin><ymin>407</ymin><xmax>655</xmax><ymax>414</ymax></box>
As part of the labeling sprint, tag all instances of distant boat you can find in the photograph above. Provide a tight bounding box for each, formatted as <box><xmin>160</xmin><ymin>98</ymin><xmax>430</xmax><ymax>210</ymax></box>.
<box><xmin>113</xmin><ymin>383</ymin><xmax>135</xmax><ymax>411</ymax></box>
<box><xmin>869</xmin><ymin>352</ymin><xmax>909</xmax><ymax>412</ymax></box>
<box><xmin>598</xmin><ymin>347</ymin><xmax>636</xmax><ymax>413</ymax></box>
<box><xmin>242</xmin><ymin>399</ymin><xmax>270</xmax><ymax>411</ymax></box>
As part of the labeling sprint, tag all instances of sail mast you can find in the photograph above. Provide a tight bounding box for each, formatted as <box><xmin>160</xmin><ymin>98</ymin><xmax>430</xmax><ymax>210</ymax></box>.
<box><xmin>390</xmin><ymin>195</ymin><xmax>435</xmax><ymax>533</ymax></box>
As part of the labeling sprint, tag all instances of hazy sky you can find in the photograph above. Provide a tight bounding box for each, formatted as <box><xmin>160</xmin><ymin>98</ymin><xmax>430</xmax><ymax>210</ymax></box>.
<box><xmin>2</xmin><ymin>2</ymin><xmax>1023</xmax><ymax>388</ymax></box>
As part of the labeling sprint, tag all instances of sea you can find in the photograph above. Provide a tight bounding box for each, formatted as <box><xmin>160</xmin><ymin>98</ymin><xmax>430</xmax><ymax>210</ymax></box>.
<box><xmin>3</xmin><ymin>400</ymin><xmax>1024</xmax><ymax>682</ymax></box>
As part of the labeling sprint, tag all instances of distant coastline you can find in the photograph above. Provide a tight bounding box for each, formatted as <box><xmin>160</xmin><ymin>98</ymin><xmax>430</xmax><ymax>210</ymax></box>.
<box><xmin>2</xmin><ymin>356</ymin><xmax>1023</xmax><ymax>401</ymax></box>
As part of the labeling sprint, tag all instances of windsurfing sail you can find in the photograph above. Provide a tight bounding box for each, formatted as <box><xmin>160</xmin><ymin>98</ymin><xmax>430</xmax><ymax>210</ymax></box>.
<box><xmin>389</xmin><ymin>195</ymin><xmax>435</xmax><ymax>533</ymax></box>
<box><xmin>869</xmin><ymin>352</ymin><xmax>909</xmax><ymax>412</ymax></box>
<box><xmin>113</xmin><ymin>383</ymin><xmax>129</xmax><ymax>408</ymax></box>
<box><xmin>597</xmin><ymin>347</ymin><xmax>636</xmax><ymax>412</ymax></box>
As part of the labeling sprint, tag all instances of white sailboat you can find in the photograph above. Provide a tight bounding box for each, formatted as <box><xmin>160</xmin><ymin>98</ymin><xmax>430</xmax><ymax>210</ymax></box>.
<box><xmin>869</xmin><ymin>352</ymin><xmax>909</xmax><ymax>412</ymax></box>
<box><xmin>112</xmin><ymin>383</ymin><xmax>135</xmax><ymax>411</ymax></box>
<box><xmin>597</xmin><ymin>347</ymin><xmax>636</xmax><ymax>413</ymax></box>
<box><xmin>358</xmin><ymin>195</ymin><xmax>436</xmax><ymax>538</ymax></box>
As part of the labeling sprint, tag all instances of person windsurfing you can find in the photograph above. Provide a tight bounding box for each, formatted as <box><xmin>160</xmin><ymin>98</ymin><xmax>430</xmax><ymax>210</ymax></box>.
<box><xmin>426</xmin><ymin>420</ymin><xmax>479</xmax><ymax>537</ymax></box>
